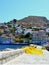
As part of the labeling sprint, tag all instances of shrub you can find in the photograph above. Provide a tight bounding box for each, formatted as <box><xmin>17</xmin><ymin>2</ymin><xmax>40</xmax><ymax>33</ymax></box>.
<box><xmin>7</xmin><ymin>24</ymin><xmax>12</xmax><ymax>28</ymax></box>
<box><xmin>26</xmin><ymin>39</ymin><xmax>30</xmax><ymax>43</ymax></box>
<box><xmin>19</xmin><ymin>39</ymin><xmax>24</xmax><ymax>43</ymax></box>
<box><xmin>14</xmin><ymin>38</ymin><xmax>24</xmax><ymax>43</ymax></box>
<box><xmin>19</xmin><ymin>34</ymin><xmax>24</xmax><ymax>39</ymax></box>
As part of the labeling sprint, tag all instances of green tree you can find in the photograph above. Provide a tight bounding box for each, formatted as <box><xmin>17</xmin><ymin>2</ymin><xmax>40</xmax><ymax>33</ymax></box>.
<box><xmin>24</xmin><ymin>33</ymin><xmax>30</xmax><ymax>38</ymax></box>
<box><xmin>26</xmin><ymin>39</ymin><xmax>30</xmax><ymax>43</ymax></box>
<box><xmin>7</xmin><ymin>24</ymin><xmax>12</xmax><ymax>28</ymax></box>
<box><xmin>0</xmin><ymin>33</ymin><xmax>2</xmax><ymax>36</ymax></box>
<box><xmin>19</xmin><ymin>39</ymin><xmax>24</xmax><ymax>43</ymax></box>
<box><xmin>47</xmin><ymin>33</ymin><xmax>49</xmax><ymax>37</ymax></box>
<box><xmin>10</xmin><ymin>27</ymin><xmax>16</xmax><ymax>34</ymax></box>
<box><xmin>0</xmin><ymin>26</ymin><xmax>4</xmax><ymax>29</ymax></box>
<box><xmin>32</xmin><ymin>28</ymin><xmax>39</xmax><ymax>31</ymax></box>
<box><xmin>13</xmin><ymin>19</ymin><xmax>17</xmax><ymax>23</ymax></box>
<box><xmin>19</xmin><ymin>34</ymin><xmax>24</xmax><ymax>39</ymax></box>
<box><xmin>10</xmin><ymin>29</ymin><xmax>15</xmax><ymax>34</ymax></box>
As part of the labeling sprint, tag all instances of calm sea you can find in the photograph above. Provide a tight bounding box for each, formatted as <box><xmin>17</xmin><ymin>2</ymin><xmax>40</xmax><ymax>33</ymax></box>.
<box><xmin>0</xmin><ymin>44</ymin><xmax>29</xmax><ymax>50</ymax></box>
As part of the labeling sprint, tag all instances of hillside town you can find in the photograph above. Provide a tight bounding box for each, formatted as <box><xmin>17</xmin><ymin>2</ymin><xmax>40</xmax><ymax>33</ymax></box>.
<box><xmin>0</xmin><ymin>0</ymin><xmax>49</xmax><ymax>64</ymax></box>
<box><xmin>0</xmin><ymin>16</ymin><xmax>49</xmax><ymax>46</ymax></box>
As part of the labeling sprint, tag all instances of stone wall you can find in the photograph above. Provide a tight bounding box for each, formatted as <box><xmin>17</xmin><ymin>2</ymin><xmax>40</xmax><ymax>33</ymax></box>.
<box><xmin>0</xmin><ymin>49</ymin><xmax>24</xmax><ymax>65</ymax></box>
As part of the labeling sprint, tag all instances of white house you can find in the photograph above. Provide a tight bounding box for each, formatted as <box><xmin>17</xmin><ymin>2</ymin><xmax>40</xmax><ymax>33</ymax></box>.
<box><xmin>24</xmin><ymin>29</ymin><xmax>33</xmax><ymax>35</ymax></box>
<box><xmin>15</xmin><ymin>29</ymin><xmax>23</xmax><ymax>34</ymax></box>
<box><xmin>46</xmin><ymin>28</ymin><xmax>49</xmax><ymax>33</ymax></box>
<box><xmin>14</xmin><ymin>24</ymin><xmax>18</xmax><ymax>28</ymax></box>
<box><xmin>32</xmin><ymin>26</ymin><xmax>37</xmax><ymax>28</ymax></box>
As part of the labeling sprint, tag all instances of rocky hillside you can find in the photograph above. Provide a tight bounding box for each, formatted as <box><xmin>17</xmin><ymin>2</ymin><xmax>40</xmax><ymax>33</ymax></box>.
<box><xmin>0</xmin><ymin>16</ymin><xmax>49</xmax><ymax>28</ymax></box>
<box><xmin>16</xmin><ymin>16</ymin><xmax>49</xmax><ymax>28</ymax></box>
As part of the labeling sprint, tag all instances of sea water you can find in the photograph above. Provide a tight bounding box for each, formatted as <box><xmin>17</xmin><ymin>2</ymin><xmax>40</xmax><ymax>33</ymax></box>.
<box><xmin>0</xmin><ymin>43</ymin><xmax>29</xmax><ymax>50</ymax></box>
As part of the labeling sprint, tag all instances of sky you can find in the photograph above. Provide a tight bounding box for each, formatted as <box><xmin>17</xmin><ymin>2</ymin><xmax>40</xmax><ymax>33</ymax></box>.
<box><xmin>0</xmin><ymin>0</ymin><xmax>49</xmax><ymax>22</ymax></box>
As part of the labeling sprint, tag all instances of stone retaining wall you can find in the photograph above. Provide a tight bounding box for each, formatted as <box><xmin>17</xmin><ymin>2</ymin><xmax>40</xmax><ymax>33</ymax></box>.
<box><xmin>0</xmin><ymin>49</ymin><xmax>24</xmax><ymax>65</ymax></box>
